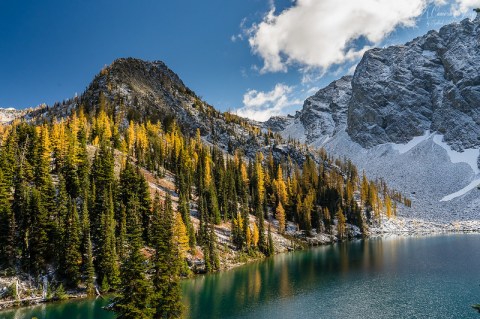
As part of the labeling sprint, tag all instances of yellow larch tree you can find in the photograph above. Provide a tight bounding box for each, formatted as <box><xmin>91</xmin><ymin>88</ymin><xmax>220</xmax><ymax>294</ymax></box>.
<box><xmin>276</xmin><ymin>202</ymin><xmax>286</xmax><ymax>234</ymax></box>
<box><xmin>173</xmin><ymin>212</ymin><xmax>190</xmax><ymax>258</ymax></box>
<box><xmin>252</xmin><ymin>223</ymin><xmax>259</xmax><ymax>248</ymax></box>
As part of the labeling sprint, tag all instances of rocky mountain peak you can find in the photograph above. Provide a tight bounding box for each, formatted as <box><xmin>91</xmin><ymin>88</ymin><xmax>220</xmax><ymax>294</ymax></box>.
<box><xmin>347</xmin><ymin>15</ymin><xmax>480</xmax><ymax>150</ymax></box>
<box><xmin>79</xmin><ymin>57</ymin><xmax>199</xmax><ymax>125</ymax></box>
<box><xmin>263</xmin><ymin>76</ymin><xmax>352</xmax><ymax>145</ymax></box>
<box><xmin>264</xmin><ymin>16</ymin><xmax>480</xmax><ymax>219</ymax></box>
<box><xmin>268</xmin><ymin>16</ymin><xmax>480</xmax><ymax>152</ymax></box>
<box><xmin>103</xmin><ymin>58</ymin><xmax>186</xmax><ymax>93</ymax></box>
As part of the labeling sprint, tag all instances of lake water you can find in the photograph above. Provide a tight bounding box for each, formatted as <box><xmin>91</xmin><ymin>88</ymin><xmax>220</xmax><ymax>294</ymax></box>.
<box><xmin>2</xmin><ymin>234</ymin><xmax>480</xmax><ymax>319</ymax></box>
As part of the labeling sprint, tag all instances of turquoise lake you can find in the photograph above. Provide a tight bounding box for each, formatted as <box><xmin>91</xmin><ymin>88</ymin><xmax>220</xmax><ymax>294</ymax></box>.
<box><xmin>1</xmin><ymin>234</ymin><xmax>480</xmax><ymax>318</ymax></box>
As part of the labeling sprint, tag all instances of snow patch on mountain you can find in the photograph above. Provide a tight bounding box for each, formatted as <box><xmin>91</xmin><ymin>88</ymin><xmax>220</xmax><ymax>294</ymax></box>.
<box><xmin>441</xmin><ymin>178</ymin><xmax>480</xmax><ymax>202</ymax></box>
<box><xmin>391</xmin><ymin>131</ymin><xmax>433</xmax><ymax>154</ymax></box>
<box><xmin>320</xmin><ymin>131</ymin><xmax>479</xmax><ymax>222</ymax></box>
<box><xmin>278</xmin><ymin>118</ymin><xmax>307</xmax><ymax>143</ymax></box>
<box><xmin>265</xmin><ymin>16</ymin><xmax>480</xmax><ymax>225</ymax></box>
<box><xmin>432</xmin><ymin>135</ymin><xmax>480</xmax><ymax>174</ymax></box>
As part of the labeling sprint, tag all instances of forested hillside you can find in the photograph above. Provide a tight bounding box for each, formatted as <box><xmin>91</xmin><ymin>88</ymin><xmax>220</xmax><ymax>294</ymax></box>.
<box><xmin>0</xmin><ymin>59</ymin><xmax>409</xmax><ymax>316</ymax></box>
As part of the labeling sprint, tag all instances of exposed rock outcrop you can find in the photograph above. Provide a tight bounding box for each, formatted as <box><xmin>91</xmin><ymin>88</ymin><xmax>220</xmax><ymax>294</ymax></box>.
<box><xmin>348</xmin><ymin>17</ymin><xmax>480</xmax><ymax>150</ymax></box>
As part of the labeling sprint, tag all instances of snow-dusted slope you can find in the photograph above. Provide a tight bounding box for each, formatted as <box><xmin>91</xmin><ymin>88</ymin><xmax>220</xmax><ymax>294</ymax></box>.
<box><xmin>0</xmin><ymin>107</ymin><xmax>23</xmax><ymax>123</ymax></box>
<box><xmin>322</xmin><ymin>131</ymin><xmax>479</xmax><ymax>221</ymax></box>
<box><xmin>266</xmin><ymin>15</ymin><xmax>480</xmax><ymax>222</ymax></box>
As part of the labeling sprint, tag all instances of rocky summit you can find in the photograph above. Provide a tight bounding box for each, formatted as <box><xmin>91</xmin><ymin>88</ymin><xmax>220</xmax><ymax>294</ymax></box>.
<box><xmin>348</xmin><ymin>15</ymin><xmax>480</xmax><ymax>151</ymax></box>
<box><xmin>265</xmin><ymin>76</ymin><xmax>352</xmax><ymax>145</ymax></box>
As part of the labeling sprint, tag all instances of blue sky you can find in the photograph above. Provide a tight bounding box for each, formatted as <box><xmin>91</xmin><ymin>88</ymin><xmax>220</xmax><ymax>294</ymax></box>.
<box><xmin>0</xmin><ymin>0</ymin><xmax>478</xmax><ymax>120</ymax></box>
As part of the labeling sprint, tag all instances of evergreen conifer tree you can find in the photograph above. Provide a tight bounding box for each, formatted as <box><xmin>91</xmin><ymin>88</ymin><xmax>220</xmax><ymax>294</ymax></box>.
<box><xmin>62</xmin><ymin>199</ymin><xmax>81</xmax><ymax>288</ymax></box>
<box><xmin>114</xmin><ymin>204</ymin><xmax>154</xmax><ymax>319</ymax></box>
<box><xmin>151</xmin><ymin>193</ymin><xmax>183</xmax><ymax>319</ymax></box>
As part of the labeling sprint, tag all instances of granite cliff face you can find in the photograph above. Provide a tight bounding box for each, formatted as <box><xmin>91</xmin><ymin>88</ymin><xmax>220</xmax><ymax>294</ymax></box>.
<box><xmin>269</xmin><ymin>15</ymin><xmax>480</xmax><ymax>151</ymax></box>
<box><xmin>266</xmin><ymin>15</ymin><xmax>480</xmax><ymax>220</ymax></box>
<box><xmin>348</xmin><ymin>15</ymin><xmax>480</xmax><ymax>151</ymax></box>
<box><xmin>264</xmin><ymin>76</ymin><xmax>352</xmax><ymax>145</ymax></box>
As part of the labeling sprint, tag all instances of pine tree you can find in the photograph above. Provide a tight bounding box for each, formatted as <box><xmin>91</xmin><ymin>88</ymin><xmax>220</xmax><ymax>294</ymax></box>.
<box><xmin>151</xmin><ymin>193</ymin><xmax>183</xmax><ymax>319</ymax></box>
<box><xmin>0</xmin><ymin>169</ymin><xmax>15</xmax><ymax>268</ymax></box>
<box><xmin>96</xmin><ymin>188</ymin><xmax>120</xmax><ymax>290</ymax></box>
<box><xmin>3</xmin><ymin>210</ymin><xmax>16</xmax><ymax>268</ymax></box>
<box><xmin>256</xmin><ymin>206</ymin><xmax>266</xmax><ymax>254</ymax></box>
<box><xmin>207</xmin><ymin>220</ymin><xmax>220</xmax><ymax>272</ymax></box>
<box><xmin>63</xmin><ymin>152</ymin><xmax>80</xmax><ymax>199</ymax></box>
<box><xmin>13</xmin><ymin>166</ymin><xmax>30</xmax><ymax>272</ymax></box>
<box><xmin>91</xmin><ymin>142</ymin><xmax>115</xmax><ymax>244</ymax></box>
<box><xmin>62</xmin><ymin>199</ymin><xmax>82</xmax><ymax>288</ymax></box>
<box><xmin>27</xmin><ymin>188</ymin><xmax>49</xmax><ymax>275</ymax></box>
<box><xmin>206</xmin><ymin>185</ymin><xmax>221</xmax><ymax>225</ymax></box>
<box><xmin>34</xmin><ymin>125</ymin><xmax>56</xmax><ymax>213</ymax></box>
<box><xmin>197</xmin><ymin>193</ymin><xmax>207</xmax><ymax>246</ymax></box>
<box><xmin>84</xmin><ymin>233</ymin><xmax>96</xmax><ymax>296</ymax></box>
<box><xmin>231</xmin><ymin>212</ymin><xmax>245</xmax><ymax>250</ymax></box>
<box><xmin>114</xmin><ymin>205</ymin><xmax>154</xmax><ymax>319</ymax></box>
<box><xmin>323</xmin><ymin>207</ymin><xmax>332</xmax><ymax>234</ymax></box>
<box><xmin>361</xmin><ymin>171</ymin><xmax>368</xmax><ymax>206</ymax></box>
<box><xmin>80</xmin><ymin>194</ymin><xmax>96</xmax><ymax>296</ymax></box>
<box><xmin>136</xmin><ymin>170</ymin><xmax>152</xmax><ymax>242</ymax></box>
<box><xmin>254</xmin><ymin>153</ymin><xmax>265</xmax><ymax>208</ymax></box>
<box><xmin>252</xmin><ymin>223</ymin><xmax>259</xmax><ymax>249</ymax></box>
<box><xmin>301</xmin><ymin>191</ymin><xmax>314</xmax><ymax>234</ymax></box>
<box><xmin>117</xmin><ymin>205</ymin><xmax>128</xmax><ymax>259</ymax></box>
<box><xmin>173</xmin><ymin>212</ymin><xmax>189</xmax><ymax>259</ymax></box>
<box><xmin>178</xmin><ymin>192</ymin><xmax>195</xmax><ymax>249</ymax></box>
<box><xmin>55</xmin><ymin>176</ymin><xmax>69</xmax><ymax>268</ymax></box>
<box><xmin>274</xmin><ymin>166</ymin><xmax>288</xmax><ymax>205</ymax></box>
<box><xmin>267</xmin><ymin>224</ymin><xmax>275</xmax><ymax>257</ymax></box>
<box><xmin>385</xmin><ymin>194</ymin><xmax>393</xmax><ymax>218</ymax></box>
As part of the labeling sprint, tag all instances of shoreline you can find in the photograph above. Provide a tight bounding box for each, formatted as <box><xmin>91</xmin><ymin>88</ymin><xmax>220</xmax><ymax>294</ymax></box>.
<box><xmin>2</xmin><ymin>226</ymin><xmax>480</xmax><ymax>312</ymax></box>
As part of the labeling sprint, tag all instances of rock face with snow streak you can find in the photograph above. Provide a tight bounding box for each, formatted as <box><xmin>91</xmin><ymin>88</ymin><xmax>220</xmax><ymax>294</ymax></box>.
<box><xmin>265</xmin><ymin>15</ymin><xmax>480</xmax><ymax>221</ymax></box>
<box><xmin>268</xmin><ymin>15</ymin><xmax>480</xmax><ymax>153</ymax></box>
<box><xmin>270</xmin><ymin>15</ymin><xmax>480</xmax><ymax>151</ymax></box>
<box><xmin>300</xmin><ymin>76</ymin><xmax>352</xmax><ymax>143</ymax></box>
<box><xmin>348</xmin><ymin>16</ymin><xmax>480</xmax><ymax>150</ymax></box>
<box><xmin>264</xmin><ymin>76</ymin><xmax>352</xmax><ymax>145</ymax></box>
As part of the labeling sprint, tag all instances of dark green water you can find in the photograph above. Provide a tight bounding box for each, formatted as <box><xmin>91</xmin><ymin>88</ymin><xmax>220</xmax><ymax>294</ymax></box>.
<box><xmin>2</xmin><ymin>234</ymin><xmax>480</xmax><ymax>319</ymax></box>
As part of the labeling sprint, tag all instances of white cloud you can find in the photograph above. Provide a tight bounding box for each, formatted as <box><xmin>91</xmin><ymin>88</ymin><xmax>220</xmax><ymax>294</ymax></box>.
<box><xmin>451</xmin><ymin>0</ymin><xmax>480</xmax><ymax>15</ymax></box>
<box><xmin>347</xmin><ymin>64</ymin><xmax>358</xmax><ymax>75</ymax></box>
<box><xmin>247</xmin><ymin>0</ymin><xmax>479</xmax><ymax>73</ymax></box>
<box><xmin>235</xmin><ymin>0</ymin><xmax>480</xmax><ymax>121</ymax></box>
<box><xmin>235</xmin><ymin>84</ymin><xmax>303</xmax><ymax>121</ymax></box>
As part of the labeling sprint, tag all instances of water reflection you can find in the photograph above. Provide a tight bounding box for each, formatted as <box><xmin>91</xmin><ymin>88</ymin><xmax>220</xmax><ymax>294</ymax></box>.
<box><xmin>0</xmin><ymin>296</ymin><xmax>115</xmax><ymax>319</ymax></box>
<box><xmin>3</xmin><ymin>235</ymin><xmax>480</xmax><ymax>319</ymax></box>
<box><xmin>182</xmin><ymin>240</ymin><xmax>384</xmax><ymax>318</ymax></box>
<box><xmin>182</xmin><ymin>235</ymin><xmax>480</xmax><ymax>318</ymax></box>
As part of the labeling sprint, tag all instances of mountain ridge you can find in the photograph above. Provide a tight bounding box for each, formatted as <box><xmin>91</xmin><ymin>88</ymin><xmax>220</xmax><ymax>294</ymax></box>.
<box><xmin>265</xmin><ymin>15</ymin><xmax>480</xmax><ymax>221</ymax></box>
<box><xmin>3</xmin><ymin>16</ymin><xmax>480</xmax><ymax>221</ymax></box>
